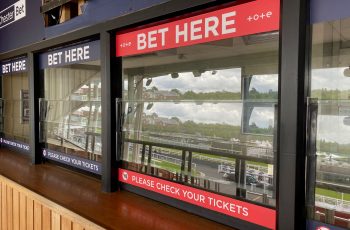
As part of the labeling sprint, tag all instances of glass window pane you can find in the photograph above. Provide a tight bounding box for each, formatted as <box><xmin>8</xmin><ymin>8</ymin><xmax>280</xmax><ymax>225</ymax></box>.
<box><xmin>309</xmin><ymin>18</ymin><xmax>350</xmax><ymax>229</ymax></box>
<box><xmin>1</xmin><ymin>71</ymin><xmax>29</xmax><ymax>145</ymax></box>
<box><xmin>42</xmin><ymin>61</ymin><xmax>102</xmax><ymax>162</ymax></box>
<box><xmin>122</xmin><ymin>33</ymin><xmax>279</xmax><ymax>207</ymax></box>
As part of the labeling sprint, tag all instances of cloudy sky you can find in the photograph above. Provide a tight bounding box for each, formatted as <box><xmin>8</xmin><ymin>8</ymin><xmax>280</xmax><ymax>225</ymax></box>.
<box><xmin>144</xmin><ymin>102</ymin><xmax>274</xmax><ymax>128</ymax></box>
<box><xmin>126</xmin><ymin>66</ymin><xmax>350</xmax><ymax>146</ymax></box>
<box><xmin>312</xmin><ymin>67</ymin><xmax>350</xmax><ymax>90</ymax></box>
<box><xmin>311</xmin><ymin>67</ymin><xmax>350</xmax><ymax>145</ymax></box>
<box><xmin>144</xmin><ymin>68</ymin><xmax>278</xmax><ymax>93</ymax></box>
<box><xmin>317</xmin><ymin>115</ymin><xmax>350</xmax><ymax>144</ymax></box>
<box><xmin>122</xmin><ymin>68</ymin><xmax>278</xmax><ymax>130</ymax></box>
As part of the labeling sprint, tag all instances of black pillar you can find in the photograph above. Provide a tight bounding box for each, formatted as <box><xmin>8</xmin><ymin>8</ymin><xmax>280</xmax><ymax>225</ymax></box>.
<box><xmin>28</xmin><ymin>52</ymin><xmax>43</xmax><ymax>164</ymax></box>
<box><xmin>101</xmin><ymin>32</ymin><xmax>119</xmax><ymax>192</ymax></box>
<box><xmin>278</xmin><ymin>0</ymin><xmax>309</xmax><ymax>229</ymax></box>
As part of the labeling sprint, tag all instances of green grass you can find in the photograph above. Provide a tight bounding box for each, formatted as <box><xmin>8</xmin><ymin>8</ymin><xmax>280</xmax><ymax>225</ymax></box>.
<box><xmin>153</xmin><ymin>160</ymin><xmax>201</xmax><ymax>176</ymax></box>
<box><xmin>193</xmin><ymin>152</ymin><xmax>235</xmax><ymax>162</ymax></box>
<box><xmin>247</xmin><ymin>161</ymin><xmax>268</xmax><ymax>167</ymax></box>
<box><xmin>316</xmin><ymin>188</ymin><xmax>350</xmax><ymax>201</ymax></box>
<box><xmin>153</xmin><ymin>147</ymin><xmax>270</xmax><ymax>169</ymax></box>
<box><xmin>153</xmin><ymin>147</ymin><xmax>268</xmax><ymax>167</ymax></box>
<box><xmin>153</xmin><ymin>160</ymin><xmax>180</xmax><ymax>173</ymax></box>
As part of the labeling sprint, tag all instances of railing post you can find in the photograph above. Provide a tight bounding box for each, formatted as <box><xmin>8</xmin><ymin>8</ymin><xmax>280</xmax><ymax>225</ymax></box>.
<box><xmin>325</xmin><ymin>209</ymin><xmax>335</xmax><ymax>225</ymax></box>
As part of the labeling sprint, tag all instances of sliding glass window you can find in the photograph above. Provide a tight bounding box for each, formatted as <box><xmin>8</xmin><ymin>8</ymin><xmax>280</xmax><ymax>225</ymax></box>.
<box><xmin>308</xmin><ymin>15</ymin><xmax>350</xmax><ymax>229</ymax></box>
<box><xmin>0</xmin><ymin>57</ymin><xmax>30</xmax><ymax>153</ymax></box>
<box><xmin>121</xmin><ymin>26</ymin><xmax>279</xmax><ymax>206</ymax></box>
<box><xmin>39</xmin><ymin>41</ymin><xmax>102</xmax><ymax>174</ymax></box>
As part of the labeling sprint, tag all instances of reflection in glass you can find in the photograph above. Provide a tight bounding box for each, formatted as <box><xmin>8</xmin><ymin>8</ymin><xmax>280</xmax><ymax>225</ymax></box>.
<box><xmin>41</xmin><ymin>61</ymin><xmax>102</xmax><ymax>162</ymax></box>
<box><xmin>121</xmin><ymin>34</ymin><xmax>279</xmax><ymax>207</ymax></box>
<box><xmin>308</xmin><ymin>18</ymin><xmax>350</xmax><ymax>228</ymax></box>
<box><xmin>1</xmin><ymin>72</ymin><xmax>29</xmax><ymax>144</ymax></box>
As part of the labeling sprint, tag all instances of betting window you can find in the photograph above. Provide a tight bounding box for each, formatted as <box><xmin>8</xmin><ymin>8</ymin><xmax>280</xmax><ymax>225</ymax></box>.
<box><xmin>0</xmin><ymin>57</ymin><xmax>30</xmax><ymax>152</ymax></box>
<box><xmin>118</xmin><ymin>1</ymin><xmax>280</xmax><ymax>228</ymax></box>
<box><xmin>39</xmin><ymin>41</ymin><xmax>102</xmax><ymax>175</ymax></box>
<box><xmin>307</xmin><ymin>17</ymin><xmax>350</xmax><ymax>229</ymax></box>
<box><xmin>119</xmin><ymin>1</ymin><xmax>279</xmax><ymax>209</ymax></box>
<box><xmin>121</xmin><ymin>35</ymin><xmax>278</xmax><ymax>203</ymax></box>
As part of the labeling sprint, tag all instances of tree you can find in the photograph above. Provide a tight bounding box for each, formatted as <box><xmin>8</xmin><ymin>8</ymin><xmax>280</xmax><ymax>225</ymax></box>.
<box><xmin>171</xmin><ymin>89</ymin><xmax>181</xmax><ymax>95</ymax></box>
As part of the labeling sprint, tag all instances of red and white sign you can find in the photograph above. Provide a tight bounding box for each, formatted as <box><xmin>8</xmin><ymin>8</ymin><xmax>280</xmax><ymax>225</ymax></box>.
<box><xmin>116</xmin><ymin>0</ymin><xmax>280</xmax><ymax>57</ymax></box>
<box><xmin>119</xmin><ymin>169</ymin><xmax>276</xmax><ymax>229</ymax></box>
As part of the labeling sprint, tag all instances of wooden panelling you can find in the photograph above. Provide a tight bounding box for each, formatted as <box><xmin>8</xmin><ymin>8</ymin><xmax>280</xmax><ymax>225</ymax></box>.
<box><xmin>1</xmin><ymin>182</ymin><xmax>7</xmax><ymax>230</ymax></box>
<box><xmin>0</xmin><ymin>176</ymin><xmax>104</xmax><ymax>230</ymax></box>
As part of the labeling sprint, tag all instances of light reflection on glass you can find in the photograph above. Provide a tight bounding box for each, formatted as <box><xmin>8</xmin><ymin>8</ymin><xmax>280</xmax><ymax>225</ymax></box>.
<box><xmin>122</xmin><ymin>35</ymin><xmax>279</xmax><ymax>206</ymax></box>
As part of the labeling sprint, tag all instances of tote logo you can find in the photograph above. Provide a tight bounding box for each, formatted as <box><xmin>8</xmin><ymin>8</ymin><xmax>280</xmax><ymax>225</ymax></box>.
<box><xmin>0</xmin><ymin>0</ymin><xmax>26</xmax><ymax>29</ymax></box>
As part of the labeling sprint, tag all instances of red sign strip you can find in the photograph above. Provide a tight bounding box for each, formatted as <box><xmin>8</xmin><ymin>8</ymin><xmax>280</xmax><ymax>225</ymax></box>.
<box><xmin>116</xmin><ymin>0</ymin><xmax>280</xmax><ymax>57</ymax></box>
<box><xmin>119</xmin><ymin>169</ymin><xmax>276</xmax><ymax>229</ymax></box>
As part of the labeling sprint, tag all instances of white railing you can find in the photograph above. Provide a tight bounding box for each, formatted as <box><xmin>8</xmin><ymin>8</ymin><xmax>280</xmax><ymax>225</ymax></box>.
<box><xmin>315</xmin><ymin>194</ymin><xmax>350</xmax><ymax>212</ymax></box>
<box><xmin>150</xmin><ymin>152</ymin><xmax>197</xmax><ymax>169</ymax></box>
<box><xmin>218</xmin><ymin>164</ymin><xmax>269</xmax><ymax>174</ymax></box>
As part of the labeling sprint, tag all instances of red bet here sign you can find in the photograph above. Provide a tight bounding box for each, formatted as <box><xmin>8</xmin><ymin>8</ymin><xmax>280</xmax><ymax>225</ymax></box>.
<box><xmin>116</xmin><ymin>0</ymin><xmax>279</xmax><ymax>57</ymax></box>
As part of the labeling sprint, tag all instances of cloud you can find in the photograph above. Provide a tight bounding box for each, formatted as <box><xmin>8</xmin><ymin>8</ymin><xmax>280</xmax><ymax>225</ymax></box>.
<box><xmin>317</xmin><ymin>115</ymin><xmax>350</xmax><ymax>144</ymax></box>
<box><xmin>312</xmin><ymin>67</ymin><xmax>350</xmax><ymax>90</ymax></box>
<box><xmin>146</xmin><ymin>68</ymin><xmax>242</xmax><ymax>93</ymax></box>
<box><xmin>250</xmin><ymin>107</ymin><xmax>275</xmax><ymax>128</ymax></box>
<box><xmin>141</xmin><ymin>68</ymin><xmax>278</xmax><ymax>95</ymax></box>
<box><xmin>249</xmin><ymin>74</ymin><xmax>278</xmax><ymax>93</ymax></box>
<box><xmin>145</xmin><ymin>102</ymin><xmax>242</xmax><ymax>125</ymax></box>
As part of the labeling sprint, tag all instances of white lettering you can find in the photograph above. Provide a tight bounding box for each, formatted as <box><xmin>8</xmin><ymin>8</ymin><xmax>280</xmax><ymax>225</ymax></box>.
<box><xmin>2</xmin><ymin>63</ymin><xmax>11</xmax><ymax>74</ymax></box>
<box><xmin>48</xmin><ymin>52</ymin><xmax>63</xmax><ymax>66</ymax></box>
<box><xmin>205</xmin><ymin>16</ymin><xmax>219</xmax><ymax>38</ymax></box>
<box><xmin>83</xmin><ymin>46</ymin><xmax>90</xmax><ymax>60</ymax></box>
<box><xmin>77</xmin><ymin>47</ymin><xmax>84</xmax><ymax>61</ymax></box>
<box><xmin>222</xmin><ymin>11</ymin><xmax>236</xmax><ymax>35</ymax></box>
<box><xmin>156</xmin><ymin>183</ymin><xmax>180</xmax><ymax>195</ymax></box>
<box><xmin>82</xmin><ymin>161</ymin><xmax>99</xmax><ymax>172</ymax></box>
<box><xmin>11</xmin><ymin>60</ymin><xmax>26</xmax><ymax>72</ymax></box>
<box><xmin>132</xmin><ymin>175</ymin><xmax>155</xmax><ymax>188</ymax></box>
<box><xmin>190</xmin><ymin>19</ymin><xmax>203</xmax><ymax>41</ymax></box>
<box><xmin>0</xmin><ymin>11</ymin><xmax>14</xmax><ymax>26</ymax></box>
<box><xmin>48</xmin><ymin>54</ymin><xmax>53</xmax><ymax>66</ymax></box>
<box><xmin>182</xmin><ymin>190</ymin><xmax>205</xmax><ymax>203</ymax></box>
<box><xmin>148</xmin><ymin>30</ymin><xmax>157</xmax><ymax>48</ymax></box>
<box><xmin>176</xmin><ymin>23</ymin><xmax>188</xmax><ymax>43</ymax></box>
<box><xmin>65</xmin><ymin>46</ymin><xmax>89</xmax><ymax>63</ymax></box>
<box><xmin>65</xmin><ymin>50</ymin><xmax>71</xmax><ymax>63</ymax></box>
<box><xmin>243</xmin><ymin>207</ymin><xmax>249</xmax><ymax>216</ymax></box>
<box><xmin>158</xmin><ymin>27</ymin><xmax>169</xmax><ymax>47</ymax></box>
<box><xmin>207</xmin><ymin>196</ymin><xmax>249</xmax><ymax>216</ymax></box>
<box><xmin>71</xmin><ymin>48</ymin><xmax>77</xmax><ymax>61</ymax></box>
<box><xmin>137</xmin><ymin>33</ymin><xmax>147</xmax><ymax>50</ymax></box>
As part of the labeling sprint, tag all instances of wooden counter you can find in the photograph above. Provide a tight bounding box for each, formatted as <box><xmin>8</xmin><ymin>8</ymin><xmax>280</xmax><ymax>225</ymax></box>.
<box><xmin>0</xmin><ymin>149</ymin><xmax>234</xmax><ymax>230</ymax></box>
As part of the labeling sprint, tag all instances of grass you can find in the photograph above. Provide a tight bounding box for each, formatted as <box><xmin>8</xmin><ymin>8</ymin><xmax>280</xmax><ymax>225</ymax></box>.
<box><xmin>153</xmin><ymin>160</ymin><xmax>180</xmax><ymax>173</ymax></box>
<box><xmin>153</xmin><ymin>160</ymin><xmax>201</xmax><ymax>176</ymax></box>
<box><xmin>247</xmin><ymin>161</ymin><xmax>268</xmax><ymax>167</ymax></box>
<box><xmin>316</xmin><ymin>188</ymin><xmax>350</xmax><ymax>201</ymax></box>
<box><xmin>193</xmin><ymin>153</ymin><xmax>269</xmax><ymax>167</ymax></box>
<box><xmin>193</xmin><ymin>152</ymin><xmax>235</xmax><ymax>162</ymax></box>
